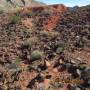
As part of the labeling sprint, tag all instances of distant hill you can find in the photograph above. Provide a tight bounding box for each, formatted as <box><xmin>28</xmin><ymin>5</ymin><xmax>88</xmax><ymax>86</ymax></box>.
<box><xmin>0</xmin><ymin>0</ymin><xmax>45</xmax><ymax>12</ymax></box>
<box><xmin>69</xmin><ymin>5</ymin><xmax>90</xmax><ymax>11</ymax></box>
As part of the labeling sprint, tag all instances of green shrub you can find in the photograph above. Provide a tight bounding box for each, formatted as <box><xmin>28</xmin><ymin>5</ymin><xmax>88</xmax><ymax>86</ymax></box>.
<box><xmin>10</xmin><ymin>15</ymin><xmax>21</xmax><ymax>24</ymax></box>
<box><xmin>31</xmin><ymin>50</ymin><xmax>43</xmax><ymax>60</ymax></box>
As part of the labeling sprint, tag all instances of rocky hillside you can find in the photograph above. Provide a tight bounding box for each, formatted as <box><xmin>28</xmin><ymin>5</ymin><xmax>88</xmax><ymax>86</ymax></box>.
<box><xmin>0</xmin><ymin>4</ymin><xmax>90</xmax><ymax>90</ymax></box>
<box><xmin>0</xmin><ymin>0</ymin><xmax>45</xmax><ymax>12</ymax></box>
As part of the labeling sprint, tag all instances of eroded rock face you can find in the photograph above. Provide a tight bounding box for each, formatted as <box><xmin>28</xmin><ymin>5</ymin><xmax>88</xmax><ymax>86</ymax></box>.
<box><xmin>21</xmin><ymin>4</ymin><xmax>68</xmax><ymax>31</ymax></box>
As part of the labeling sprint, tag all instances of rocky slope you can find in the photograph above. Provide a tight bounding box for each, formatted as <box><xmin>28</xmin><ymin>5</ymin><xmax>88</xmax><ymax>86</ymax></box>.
<box><xmin>0</xmin><ymin>0</ymin><xmax>45</xmax><ymax>12</ymax></box>
<box><xmin>0</xmin><ymin>4</ymin><xmax>90</xmax><ymax>90</ymax></box>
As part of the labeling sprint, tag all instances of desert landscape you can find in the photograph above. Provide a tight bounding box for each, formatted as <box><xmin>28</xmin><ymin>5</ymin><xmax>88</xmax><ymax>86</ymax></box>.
<box><xmin>0</xmin><ymin>0</ymin><xmax>90</xmax><ymax>90</ymax></box>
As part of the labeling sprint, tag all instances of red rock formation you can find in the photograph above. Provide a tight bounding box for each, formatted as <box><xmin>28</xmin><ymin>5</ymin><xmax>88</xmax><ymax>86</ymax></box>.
<box><xmin>43</xmin><ymin>14</ymin><xmax>60</xmax><ymax>31</ymax></box>
<box><xmin>20</xmin><ymin>4</ymin><xmax>68</xmax><ymax>31</ymax></box>
<box><xmin>43</xmin><ymin>4</ymin><xmax>68</xmax><ymax>31</ymax></box>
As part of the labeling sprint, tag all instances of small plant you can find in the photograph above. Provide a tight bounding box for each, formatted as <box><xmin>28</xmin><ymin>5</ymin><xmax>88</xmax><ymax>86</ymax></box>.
<box><xmin>27</xmin><ymin>11</ymin><xmax>35</xmax><ymax>17</ymax></box>
<box><xmin>8</xmin><ymin>57</ymin><xmax>22</xmax><ymax>71</ymax></box>
<box><xmin>10</xmin><ymin>15</ymin><xmax>21</xmax><ymax>24</ymax></box>
<box><xmin>23</xmin><ymin>37</ymin><xmax>38</xmax><ymax>48</ymax></box>
<box><xmin>15</xmin><ymin>57</ymin><xmax>21</xmax><ymax>65</ymax></box>
<box><xmin>56</xmin><ymin>47</ymin><xmax>64</xmax><ymax>54</ymax></box>
<box><xmin>40</xmin><ymin>31</ymin><xmax>49</xmax><ymax>37</ymax></box>
<box><xmin>49</xmin><ymin>31</ymin><xmax>59</xmax><ymax>39</ymax></box>
<box><xmin>23</xmin><ymin>39</ymin><xmax>32</xmax><ymax>48</ymax></box>
<box><xmin>0</xmin><ymin>10</ymin><xmax>3</xmax><ymax>15</ymax></box>
<box><xmin>31</xmin><ymin>50</ymin><xmax>43</xmax><ymax>60</ymax></box>
<box><xmin>56</xmin><ymin>40</ymin><xmax>65</xmax><ymax>47</ymax></box>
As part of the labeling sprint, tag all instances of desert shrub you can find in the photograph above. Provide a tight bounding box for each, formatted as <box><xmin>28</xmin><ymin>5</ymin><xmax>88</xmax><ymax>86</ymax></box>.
<box><xmin>56</xmin><ymin>40</ymin><xmax>65</xmax><ymax>47</ymax></box>
<box><xmin>10</xmin><ymin>15</ymin><xmax>21</xmax><ymax>24</ymax></box>
<box><xmin>49</xmin><ymin>31</ymin><xmax>59</xmax><ymax>39</ymax></box>
<box><xmin>56</xmin><ymin>47</ymin><xmax>64</xmax><ymax>54</ymax></box>
<box><xmin>40</xmin><ymin>31</ymin><xmax>49</xmax><ymax>37</ymax></box>
<box><xmin>27</xmin><ymin>11</ymin><xmax>35</xmax><ymax>17</ymax></box>
<box><xmin>6</xmin><ymin>57</ymin><xmax>22</xmax><ymax>71</ymax></box>
<box><xmin>40</xmin><ymin>31</ymin><xmax>59</xmax><ymax>39</ymax></box>
<box><xmin>23</xmin><ymin>40</ymin><xmax>32</xmax><ymax>48</ymax></box>
<box><xmin>0</xmin><ymin>10</ymin><xmax>3</xmax><ymax>15</ymax></box>
<box><xmin>15</xmin><ymin>57</ymin><xmax>21</xmax><ymax>65</ymax></box>
<box><xmin>14</xmin><ymin>10</ymin><xmax>21</xmax><ymax>16</ymax></box>
<box><xmin>23</xmin><ymin>37</ymin><xmax>38</xmax><ymax>48</ymax></box>
<box><xmin>6</xmin><ymin>0</ymin><xmax>11</xmax><ymax>2</ymax></box>
<box><xmin>31</xmin><ymin>50</ymin><xmax>43</xmax><ymax>60</ymax></box>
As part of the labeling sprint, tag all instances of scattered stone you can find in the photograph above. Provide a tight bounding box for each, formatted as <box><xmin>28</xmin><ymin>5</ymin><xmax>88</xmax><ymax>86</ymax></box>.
<box><xmin>6</xmin><ymin>63</ymin><xmax>18</xmax><ymax>70</ymax></box>
<box><xmin>76</xmin><ymin>69</ymin><xmax>82</xmax><ymax>76</ymax></box>
<box><xmin>72</xmin><ymin>86</ymin><xmax>81</xmax><ymax>90</ymax></box>
<box><xmin>84</xmin><ymin>67</ymin><xmax>90</xmax><ymax>74</ymax></box>
<box><xmin>37</xmin><ymin>83</ymin><xmax>45</xmax><ymax>90</ymax></box>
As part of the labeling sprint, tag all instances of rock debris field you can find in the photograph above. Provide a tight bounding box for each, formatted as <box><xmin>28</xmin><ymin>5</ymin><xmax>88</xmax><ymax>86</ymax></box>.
<box><xmin>0</xmin><ymin>4</ymin><xmax>90</xmax><ymax>90</ymax></box>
